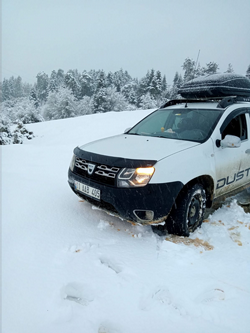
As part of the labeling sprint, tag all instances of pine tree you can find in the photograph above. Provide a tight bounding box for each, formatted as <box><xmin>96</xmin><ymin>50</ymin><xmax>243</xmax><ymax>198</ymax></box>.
<box><xmin>36</xmin><ymin>72</ymin><xmax>49</xmax><ymax>103</ymax></box>
<box><xmin>93</xmin><ymin>70</ymin><xmax>107</xmax><ymax>112</ymax></box>
<box><xmin>225</xmin><ymin>63</ymin><xmax>234</xmax><ymax>73</ymax></box>
<box><xmin>29</xmin><ymin>89</ymin><xmax>39</xmax><ymax>108</ymax></box>
<box><xmin>162</xmin><ymin>75</ymin><xmax>167</xmax><ymax>92</ymax></box>
<box><xmin>246</xmin><ymin>65</ymin><xmax>250</xmax><ymax>79</ymax></box>
<box><xmin>171</xmin><ymin>72</ymin><xmax>183</xmax><ymax>99</ymax></box>
<box><xmin>14</xmin><ymin>76</ymin><xmax>24</xmax><ymax>98</ymax></box>
<box><xmin>64</xmin><ymin>71</ymin><xmax>80</xmax><ymax>99</ymax></box>
<box><xmin>2</xmin><ymin>79</ymin><xmax>11</xmax><ymax>101</ymax></box>
<box><xmin>56</xmin><ymin>69</ymin><xmax>65</xmax><ymax>87</ymax></box>
<box><xmin>202</xmin><ymin>62</ymin><xmax>219</xmax><ymax>75</ymax></box>
<box><xmin>93</xmin><ymin>88</ymin><xmax>108</xmax><ymax>112</ymax></box>
<box><xmin>182</xmin><ymin>58</ymin><xmax>196</xmax><ymax>82</ymax></box>
<box><xmin>150</xmin><ymin>70</ymin><xmax>162</xmax><ymax>99</ymax></box>
<box><xmin>96</xmin><ymin>70</ymin><xmax>106</xmax><ymax>90</ymax></box>
<box><xmin>49</xmin><ymin>70</ymin><xmax>58</xmax><ymax>92</ymax></box>
<box><xmin>79</xmin><ymin>71</ymin><xmax>92</xmax><ymax>97</ymax></box>
<box><xmin>112</xmin><ymin>69</ymin><xmax>132</xmax><ymax>92</ymax></box>
<box><xmin>137</xmin><ymin>71</ymin><xmax>151</xmax><ymax>100</ymax></box>
<box><xmin>106</xmin><ymin>72</ymin><xmax>114</xmax><ymax>88</ymax></box>
<box><xmin>121</xmin><ymin>81</ymin><xmax>138</xmax><ymax>105</ymax></box>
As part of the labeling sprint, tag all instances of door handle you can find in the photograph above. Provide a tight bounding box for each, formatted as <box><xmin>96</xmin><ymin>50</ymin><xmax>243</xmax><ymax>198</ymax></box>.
<box><xmin>246</xmin><ymin>149</ymin><xmax>250</xmax><ymax>154</ymax></box>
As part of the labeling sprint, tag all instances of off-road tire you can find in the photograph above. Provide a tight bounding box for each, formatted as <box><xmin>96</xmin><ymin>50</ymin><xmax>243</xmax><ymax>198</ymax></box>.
<box><xmin>166</xmin><ymin>183</ymin><xmax>206</xmax><ymax>237</ymax></box>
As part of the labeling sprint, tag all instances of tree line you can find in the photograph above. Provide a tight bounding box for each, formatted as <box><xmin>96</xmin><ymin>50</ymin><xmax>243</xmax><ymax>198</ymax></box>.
<box><xmin>0</xmin><ymin>59</ymin><xmax>250</xmax><ymax>144</ymax></box>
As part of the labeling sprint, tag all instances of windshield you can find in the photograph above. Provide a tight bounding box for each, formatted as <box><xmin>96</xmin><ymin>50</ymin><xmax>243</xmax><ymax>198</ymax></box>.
<box><xmin>128</xmin><ymin>108</ymin><xmax>223</xmax><ymax>143</ymax></box>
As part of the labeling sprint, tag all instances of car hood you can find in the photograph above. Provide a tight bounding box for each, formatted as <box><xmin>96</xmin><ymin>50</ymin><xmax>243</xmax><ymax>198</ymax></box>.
<box><xmin>79</xmin><ymin>134</ymin><xmax>199</xmax><ymax>161</ymax></box>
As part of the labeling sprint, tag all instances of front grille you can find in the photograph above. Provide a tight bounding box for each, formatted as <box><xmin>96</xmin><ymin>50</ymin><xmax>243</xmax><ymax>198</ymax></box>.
<box><xmin>74</xmin><ymin>157</ymin><xmax>120</xmax><ymax>186</ymax></box>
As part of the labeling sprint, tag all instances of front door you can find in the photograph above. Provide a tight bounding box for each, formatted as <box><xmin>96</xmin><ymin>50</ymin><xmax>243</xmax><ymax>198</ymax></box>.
<box><xmin>214</xmin><ymin>111</ymin><xmax>250</xmax><ymax>197</ymax></box>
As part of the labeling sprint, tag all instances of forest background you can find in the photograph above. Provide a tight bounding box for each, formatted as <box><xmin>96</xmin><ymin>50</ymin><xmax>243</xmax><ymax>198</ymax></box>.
<box><xmin>1</xmin><ymin>59</ymin><xmax>250</xmax><ymax>145</ymax></box>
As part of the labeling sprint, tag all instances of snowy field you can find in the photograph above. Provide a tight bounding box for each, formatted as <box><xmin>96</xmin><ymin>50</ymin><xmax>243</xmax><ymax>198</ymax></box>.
<box><xmin>2</xmin><ymin>109</ymin><xmax>250</xmax><ymax>333</ymax></box>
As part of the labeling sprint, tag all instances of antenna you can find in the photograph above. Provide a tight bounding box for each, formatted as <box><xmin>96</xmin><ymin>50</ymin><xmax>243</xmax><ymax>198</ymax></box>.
<box><xmin>195</xmin><ymin>50</ymin><xmax>200</xmax><ymax>73</ymax></box>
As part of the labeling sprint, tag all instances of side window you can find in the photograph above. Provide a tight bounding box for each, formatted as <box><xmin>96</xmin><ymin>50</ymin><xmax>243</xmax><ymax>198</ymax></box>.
<box><xmin>221</xmin><ymin>114</ymin><xmax>248</xmax><ymax>140</ymax></box>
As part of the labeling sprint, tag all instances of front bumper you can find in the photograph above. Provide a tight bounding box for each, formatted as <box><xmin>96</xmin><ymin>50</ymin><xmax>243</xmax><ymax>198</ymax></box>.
<box><xmin>68</xmin><ymin>168</ymin><xmax>183</xmax><ymax>225</ymax></box>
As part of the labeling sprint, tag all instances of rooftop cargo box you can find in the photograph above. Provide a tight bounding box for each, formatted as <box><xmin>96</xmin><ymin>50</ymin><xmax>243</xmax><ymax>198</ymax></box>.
<box><xmin>178</xmin><ymin>73</ymin><xmax>250</xmax><ymax>98</ymax></box>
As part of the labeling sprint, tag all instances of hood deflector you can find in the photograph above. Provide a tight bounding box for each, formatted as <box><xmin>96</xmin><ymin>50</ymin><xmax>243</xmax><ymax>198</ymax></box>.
<box><xmin>74</xmin><ymin>147</ymin><xmax>157</xmax><ymax>168</ymax></box>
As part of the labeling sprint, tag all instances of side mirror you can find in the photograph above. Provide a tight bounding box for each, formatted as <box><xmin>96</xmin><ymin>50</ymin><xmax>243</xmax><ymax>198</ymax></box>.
<box><xmin>124</xmin><ymin>127</ymin><xmax>131</xmax><ymax>133</ymax></box>
<box><xmin>218</xmin><ymin>135</ymin><xmax>241</xmax><ymax>148</ymax></box>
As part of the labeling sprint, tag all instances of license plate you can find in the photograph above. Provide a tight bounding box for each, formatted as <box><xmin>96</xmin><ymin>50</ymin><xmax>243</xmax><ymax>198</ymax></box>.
<box><xmin>75</xmin><ymin>181</ymin><xmax>101</xmax><ymax>200</ymax></box>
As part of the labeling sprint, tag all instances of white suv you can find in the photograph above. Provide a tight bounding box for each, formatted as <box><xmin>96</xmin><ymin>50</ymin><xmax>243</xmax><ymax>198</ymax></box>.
<box><xmin>68</xmin><ymin>74</ymin><xmax>250</xmax><ymax>236</ymax></box>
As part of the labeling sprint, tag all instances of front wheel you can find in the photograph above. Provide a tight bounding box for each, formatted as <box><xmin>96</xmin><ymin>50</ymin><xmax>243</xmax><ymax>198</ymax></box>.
<box><xmin>166</xmin><ymin>183</ymin><xmax>206</xmax><ymax>236</ymax></box>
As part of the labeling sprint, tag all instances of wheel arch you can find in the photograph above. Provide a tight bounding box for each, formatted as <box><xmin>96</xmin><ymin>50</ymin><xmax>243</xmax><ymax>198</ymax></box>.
<box><xmin>183</xmin><ymin>175</ymin><xmax>214</xmax><ymax>208</ymax></box>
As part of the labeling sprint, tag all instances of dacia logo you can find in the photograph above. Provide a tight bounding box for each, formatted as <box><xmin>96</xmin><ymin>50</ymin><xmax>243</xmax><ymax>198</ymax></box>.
<box><xmin>87</xmin><ymin>163</ymin><xmax>95</xmax><ymax>175</ymax></box>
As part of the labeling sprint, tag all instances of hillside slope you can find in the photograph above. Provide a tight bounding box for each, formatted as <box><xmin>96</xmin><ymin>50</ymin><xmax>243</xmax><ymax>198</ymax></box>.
<box><xmin>2</xmin><ymin>110</ymin><xmax>250</xmax><ymax>333</ymax></box>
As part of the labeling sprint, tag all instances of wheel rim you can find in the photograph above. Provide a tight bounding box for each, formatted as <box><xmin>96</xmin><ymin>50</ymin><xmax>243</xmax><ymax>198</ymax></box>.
<box><xmin>187</xmin><ymin>193</ymin><xmax>203</xmax><ymax>229</ymax></box>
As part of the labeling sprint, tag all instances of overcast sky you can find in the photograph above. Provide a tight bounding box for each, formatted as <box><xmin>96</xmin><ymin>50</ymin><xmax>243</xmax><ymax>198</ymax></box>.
<box><xmin>2</xmin><ymin>0</ymin><xmax>250</xmax><ymax>84</ymax></box>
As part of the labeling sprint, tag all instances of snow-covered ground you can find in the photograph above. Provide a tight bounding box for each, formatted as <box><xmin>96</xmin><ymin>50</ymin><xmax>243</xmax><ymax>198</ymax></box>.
<box><xmin>2</xmin><ymin>110</ymin><xmax>250</xmax><ymax>333</ymax></box>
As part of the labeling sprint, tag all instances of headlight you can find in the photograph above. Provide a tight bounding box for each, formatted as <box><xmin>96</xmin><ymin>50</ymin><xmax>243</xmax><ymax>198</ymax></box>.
<box><xmin>69</xmin><ymin>154</ymin><xmax>76</xmax><ymax>171</ymax></box>
<box><xmin>117</xmin><ymin>167</ymin><xmax>155</xmax><ymax>187</ymax></box>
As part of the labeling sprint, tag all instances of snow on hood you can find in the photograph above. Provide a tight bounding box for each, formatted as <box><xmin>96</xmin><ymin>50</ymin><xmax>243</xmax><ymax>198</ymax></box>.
<box><xmin>79</xmin><ymin>134</ymin><xmax>199</xmax><ymax>161</ymax></box>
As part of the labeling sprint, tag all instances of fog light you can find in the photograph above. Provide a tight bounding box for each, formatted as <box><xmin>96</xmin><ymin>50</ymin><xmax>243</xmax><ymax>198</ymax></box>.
<box><xmin>133</xmin><ymin>210</ymin><xmax>154</xmax><ymax>222</ymax></box>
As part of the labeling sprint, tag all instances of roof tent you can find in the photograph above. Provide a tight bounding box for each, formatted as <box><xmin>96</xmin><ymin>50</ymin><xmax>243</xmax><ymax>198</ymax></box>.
<box><xmin>178</xmin><ymin>73</ymin><xmax>250</xmax><ymax>98</ymax></box>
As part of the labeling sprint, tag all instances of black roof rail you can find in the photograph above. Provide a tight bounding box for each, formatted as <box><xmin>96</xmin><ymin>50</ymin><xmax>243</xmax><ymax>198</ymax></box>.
<box><xmin>160</xmin><ymin>96</ymin><xmax>250</xmax><ymax>109</ymax></box>
<box><xmin>217</xmin><ymin>96</ymin><xmax>250</xmax><ymax>108</ymax></box>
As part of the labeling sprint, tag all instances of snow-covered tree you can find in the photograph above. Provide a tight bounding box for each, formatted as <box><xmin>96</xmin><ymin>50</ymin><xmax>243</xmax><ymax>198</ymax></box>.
<box><xmin>225</xmin><ymin>63</ymin><xmax>234</xmax><ymax>73</ymax></box>
<box><xmin>96</xmin><ymin>70</ymin><xmax>106</xmax><ymax>90</ymax></box>
<box><xmin>246</xmin><ymin>65</ymin><xmax>250</xmax><ymax>79</ymax></box>
<box><xmin>103</xmin><ymin>87</ymin><xmax>130</xmax><ymax>112</ymax></box>
<box><xmin>162</xmin><ymin>75</ymin><xmax>167</xmax><ymax>92</ymax></box>
<box><xmin>137</xmin><ymin>71</ymin><xmax>151</xmax><ymax>101</ymax></box>
<box><xmin>202</xmin><ymin>62</ymin><xmax>219</xmax><ymax>75</ymax></box>
<box><xmin>1</xmin><ymin>97</ymin><xmax>43</xmax><ymax>124</ymax></box>
<box><xmin>93</xmin><ymin>71</ymin><xmax>108</xmax><ymax>112</ymax></box>
<box><xmin>182</xmin><ymin>58</ymin><xmax>196</xmax><ymax>82</ymax></box>
<box><xmin>150</xmin><ymin>70</ymin><xmax>162</xmax><ymax>99</ymax></box>
<box><xmin>106</xmin><ymin>72</ymin><xmax>114</xmax><ymax>88</ymax></box>
<box><xmin>13</xmin><ymin>98</ymin><xmax>44</xmax><ymax>124</ymax></box>
<box><xmin>2</xmin><ymin>79</ymin><xmax>12</xmax><ymax>101</ymax></box>
<box><xmin>29</xmin><ymin>89</ymin><xmax>39</xmax><ymax>108</ymax></box>
<box><xmin>43</xmin><ymin>86</ymin><xmax>78</xmax><ymax>120</ymax></box>
<box><xmin>121</xmin><ymin>82</ymin><xmax>138</xmax><ymax>105</ymax></box>
<box><xmin>64</xmin><ymin>71</ymin><xmax>81</xmax><ymax>99</ymax></box>
<box><xmin>79</xmin><ymin>71</ymin><xmax>92</xmax><ymax>97</ymax></box>
<box><xmin>48</xmin><ymin>70</ymin><xmax>58</xmax><ymax>92</ymax></box>
<box><xmin>139</xmin><ymin>92</ymin><xmax>157</xmax><ymax>109</ymax></box>
<box><xmin>170</xmin><ymin>72</ymin><xmax>183</xmax><ymax>99</ymax></box>
<box><xmin>77</xmin><ymin>96</ymin><xmax>94</xmax><ymax>115</ymax></box>
<box><xmin>0</xmin><ymin>117</ymin><xmax>13</xmax><ymax>145</ymax></box>
<box><xmin>112</xmin><ymin>69</ymin><xmax>132</xmax><ymax>92</ymax></box>
<box><xmin>56</xmin><ymin>69</ymin><xmax>65</xmax><ymax>87</ymax></box>
<box><xmin>36</xmin><ymin>72</ymin><xmax>49</xmax><ymax>103</ymax></box>
<box><xmin>93</xmin><ymin>87</ymin><xmax>108</xmax><ymax>112</ymax></box>
<box><xmin>14</xmin><ymin>76</ymin><xmax>24</xmax><ymax>98</ymax></box>
<box><xmin>0</xmin><ymin>116</ymin><xmax>34</xmax><ymax>145</ymax></box>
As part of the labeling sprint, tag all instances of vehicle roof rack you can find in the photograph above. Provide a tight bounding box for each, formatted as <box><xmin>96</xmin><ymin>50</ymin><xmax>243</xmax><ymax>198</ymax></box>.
<box><xmin>160</xmin><ymin>96</ymin><xmax>250</xmax><ymax>109</ymax></box>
